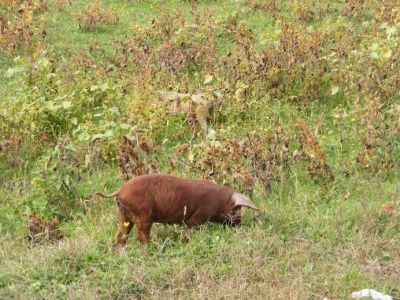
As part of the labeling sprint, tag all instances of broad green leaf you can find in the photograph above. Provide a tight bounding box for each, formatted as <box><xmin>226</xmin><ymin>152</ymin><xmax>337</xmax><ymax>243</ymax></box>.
<box><xmin>206</xmin><ymin>128</ymin><xmax>216</xmax><ymax>141</ymax></box>
<box><xmin>386</xmin><ymin>26</ymin><xmax>397</xmax><ymax>39</ymax></box>
<box><xmin>78</xmin><ymin>133</ymin><xmax>90</xmax><ymax>141</ymax></box>
<box><xmin>54</xmin><ymin>95</ymin><xmax>67</xmax><ymax>102</ymax></box>
<box><xmin>5</xmin><ymin>66</ymin><xmax>25</xmax><ymax>78</ymax></box>
<box><xmin>100</xmin><ymin>82</ymin><xmax>109</xmax><ymax>92</ymax></box>
<box><xmin>37</xmin><ymin>58</ymin><xmax>49</xmax><ymax>70</ymax></box>
<box><xmin>104</xmin><ymin>130</ymin><xmax>114</xmax><ymax>138</ymax></box>
<box><xmin>370</xmin><ymin>52</ymin><xmax>379</xmax><ymax>59</ymax></box>
<box><xmin>62</xmin><ymin>101</ymin><xmax>72</xmax><ymax>109</ymax></box>
<box><xmin>46</xmin><ymin>101</ymin><xmax>58</xmax><ymax>112</ymax></box>
<box><xmin>108</xmin><ymin>107</ymin><xmax>120</xmax><ymax>115</ymax></box>
<box><xmin>72</xmin><ymin>126</ymin><xmax>81</xmax><ymax>135</ymax></box>
<box><xmin>91</xmin><ymin>133</ymin><xmax>104</xmax><ymax>141</ymax></box>
<box><xmin>90</xmin><ymin>85</ymin><xmax>99</xmax><ymax>92</ymax></box>
<box><xmin>188</xmin><ymin>151</ymin><xmax>195</xmax><ymax>162</ymax></box>
<box><xmin>380</xmin><ymin>22</ymin><xmax>389</xmax><ymax>29</ymax></box>
<box><xmin>383</xmin><ymin>50</ymin><xmax>392</xmax><ymax>59</ymax></box>
<box><xmin>204</xmin><ymin>74</ymin><xmax>214</xmax><ymax>85</ymax></box>
<box><xmin>331</xmin><ymin>86</ymin><xmax>340</xmax><ymax>96</ymax></box>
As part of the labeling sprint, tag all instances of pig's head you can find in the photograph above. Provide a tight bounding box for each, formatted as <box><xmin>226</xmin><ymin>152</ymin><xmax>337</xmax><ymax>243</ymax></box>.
<box><xmin>222</xmin><ymin>192</ymin><xmax>259</xmax><ymax>226</ymax></box>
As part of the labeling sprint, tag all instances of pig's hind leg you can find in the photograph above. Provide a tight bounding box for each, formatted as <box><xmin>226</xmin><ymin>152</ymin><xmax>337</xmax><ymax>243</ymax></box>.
<box><xmin>114</xmin><ymin>209</ymin><xmax>134</xmax><ymax>252</ymax></box>
<box><xmin>134</xmin><ymin>215</ymin><xmax>152</xmax><ymax>245</ymax></box>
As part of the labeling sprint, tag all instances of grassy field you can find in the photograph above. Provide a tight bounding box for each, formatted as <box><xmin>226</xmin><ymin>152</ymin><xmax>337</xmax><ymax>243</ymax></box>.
<box><xmin>0</xmin><ymin>0</ymin><xmax>399</xmax><ymax>299</ymax></box>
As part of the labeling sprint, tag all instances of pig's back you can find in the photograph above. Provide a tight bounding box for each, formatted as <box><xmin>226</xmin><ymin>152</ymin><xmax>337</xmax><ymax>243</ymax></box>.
<box><xmin>117</xmin><ymin>174</ymin><xmax>233</xmax><ymax>224</ymax></box>
<box><xmin>152</xmin><ymin>175</ymin><xmax>234</xmax><ymax>224</ymax></box>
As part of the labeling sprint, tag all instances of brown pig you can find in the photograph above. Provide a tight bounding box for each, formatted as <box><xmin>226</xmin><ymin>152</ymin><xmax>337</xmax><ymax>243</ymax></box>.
<box><xmin>96</xmin><ymin>174</ymin><xmax>258</xmax><ymax>249</ymax></box>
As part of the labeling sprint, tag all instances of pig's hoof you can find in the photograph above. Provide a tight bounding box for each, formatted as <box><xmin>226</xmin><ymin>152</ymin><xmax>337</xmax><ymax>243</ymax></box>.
<box><xmin>112</xmin><ymin>243</ymin><xmax>126</xmax><ymax>254</ymax></box>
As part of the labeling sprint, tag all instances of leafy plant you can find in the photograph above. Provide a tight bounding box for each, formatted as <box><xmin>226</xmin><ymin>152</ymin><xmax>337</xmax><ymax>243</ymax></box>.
<box><xmin>296</xmin><ymin>122</ymin><xmax>335</xmax><ymax>183</ymax></box>
<box><xmin>74</xmin><ymin>3</ymin><xmax>118</xmax><ymax>31</ymax></box>
<box><xmin>0</xmin><ymin>0</ymin><xmax>48</xmax><ymax>54</ymax></box>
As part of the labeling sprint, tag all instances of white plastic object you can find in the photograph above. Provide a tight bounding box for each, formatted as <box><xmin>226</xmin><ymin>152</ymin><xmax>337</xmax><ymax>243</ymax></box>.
<box><xmin>351</xmin><ymin>289</ymin><xmax>393</xmax><ymax>300</ymax></box>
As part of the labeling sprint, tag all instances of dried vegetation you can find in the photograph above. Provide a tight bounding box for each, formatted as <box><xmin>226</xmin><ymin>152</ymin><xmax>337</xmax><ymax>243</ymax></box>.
<box><xmin>0</xmin><ymin>0</ymin><xmax>399</xmax><ymax>298</ymax></box>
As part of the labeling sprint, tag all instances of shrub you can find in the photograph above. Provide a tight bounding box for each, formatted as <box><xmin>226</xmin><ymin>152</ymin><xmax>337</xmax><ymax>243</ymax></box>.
<box><xmin>0</xmin><ymin>0</ymin><xmax>48</xmax><ymax>54</ymax></box>
<box><xmin>74</xmin><ymin>3</ymin><xmax>118</xmax><ymax>31</ymax></box>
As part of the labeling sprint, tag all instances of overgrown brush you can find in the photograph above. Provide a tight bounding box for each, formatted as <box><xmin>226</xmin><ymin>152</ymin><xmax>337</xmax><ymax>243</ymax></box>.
<box><xmin>1</xmin><ymin>54</ymin><xmax>133</xmax><ymax>217</ymax></box>
<box><xmin>2</xmin><ymin>0</ymin><xmax>399</xmax><ymax>220</ymax></box>
<box><xmin>295</xmin><ymin>122</ymin><xmax>335</xmax><ymax>183</ymax></box>
<box><xmin>0</xmin><ymin>0</ymin><xmax>47</xmax><ymax>53</ymax></box>
<box><xmin>2</xmin><ymin>0</ymin><xmax>48</xmax><ymax>13</ymax></box>
<box><xmin>243</xmin><ymin>0</ymin><xmax>280</xmax><ymax>16</ymax></box>
<box><xmin>1</xmin><ymin>0</ymin><xmax>400</xmax><ymax>297</ymax></box>
<box><xmin>113</xmin><ymin>7</ymin><xmax>217</xmax><ymax>81</ymax></box>
<box><xmin>116</xmin><ymin>135</ymin><xmax>157</xmax><ymax>181</ymax></box>
<box><xmin>354</xmin><ymin>97</ymin><xmax>399</xmax><ymax>172</ymax></box>
<box><xmin>174</xmin><ymin>129</ymin><xmax>290</xmax><ymax>196</ymax></box>
<box><xmin>74</xmin><ymin>3</ymin><xmax>118</xmax><ymax>31</ymax></box>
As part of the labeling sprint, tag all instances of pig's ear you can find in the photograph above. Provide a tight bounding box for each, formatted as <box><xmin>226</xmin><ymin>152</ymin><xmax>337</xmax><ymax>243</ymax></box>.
<box><xmin>232</xmin><ymin>193</ymin><xmax>259</xmax><ymax>210</ymax></box>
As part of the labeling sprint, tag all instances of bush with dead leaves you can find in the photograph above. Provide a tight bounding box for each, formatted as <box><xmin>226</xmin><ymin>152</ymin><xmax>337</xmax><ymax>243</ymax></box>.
<box><xmin>174</xmin><ymin>129</ymin><xmax>290</xmax><ymax>196</ymax></box>
<box><xmin>27</xmin><ymin>212</ymin><xmax>63</xmax><ymax>245</ymax></box>
<box><xmin>0</xmin><ymin>0</ymin><xmax>47</xmax><ymax>54</ymax></box>
<box><xmin>116</xmin><ymin>136</ymin><xmax>158</xmax><ymax>181</ymax></box>
<box><xmin>113</xmin><ymin>7</ymin><xmax>217</xmax><ymax>81</ymax></box>
<box><xmin>74</xmin><ymin>3</ymin><xmax>118</xmax><ymax>31</ymax></box>
<box><xmin>295</xmin><ymin>122</ymin><xmax>335</xmax><ymax>183</ymax></box>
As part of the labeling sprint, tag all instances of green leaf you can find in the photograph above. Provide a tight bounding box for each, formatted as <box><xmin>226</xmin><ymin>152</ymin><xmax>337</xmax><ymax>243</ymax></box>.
<box><xmin>5</xmin><ymin>66</ymin><xmax>25</xmax><ymax>78</ymax></box>
<box><xmin>62</xmin><ymin>101</ymin><xmax>72</xmax><ymax>109</ymax></box>
<box><xmin>206</xmin><ymin>128</ymin><xmax>216</xmax><ymax>141</ymax></box>
<box><xmin>46</xmin><ymin>101</ymin><xmax>59</xmax><ymax>112</ymax></box>
<box><xmin>370</xmin><ymin>52</ymin><xmax>379</xmax><ymax>59</ymax></box>
<box><xmin>331</xmin><ymin>86</ymin><xmax>340</xmax><ymax>96</ymax></box>
<box><xmin>78</xmin><ymin>132</ymin><xmax>90</xmax><ymax>141</ymax></box>
<box><xmin>108</xmin><ymin>107</ymin><xmax>120</xmax><ymax>115</ymax></box>
<box><xmin>72</xmin><ymin>126</ymin><xmax>81</xmax><ymax>135</ymax></box>
<box><xmin>386</xmin><ymin>26</ymin><xmax>397</xmax><ymax>39</ymax></box>
<box><xmin>37</xmin><ymin>58</ymin><xmax>50</xmax><ymax>70</ymax></box>
<box><xmin>103</xmin><ymin>130</ymin><xmax>114</xmax><ymax>138</ymax></box>
<box><xmin>188</xmin><ymin>151</ymin><xmax>195</xmax><ymax>162</ymax></box>
<box><xmin>303</xmin><ymin>262</ymin><xmax>314</xmax><ymax>273</ymax></box>
<box><xmin>71</xmin><ymin>117</ymin><xmax>78</xmax><ymax>125</ymax></box>
<box><xmin>100</xmin><ymin>82</ymin><xmax>109</xmax><ymax>92</ymax></box>
<box><xmin>204</xmin><ymin>74</ymin><xmax>214</xmax><ymax>85</ymax></box>
<box><xmin>371</xmin><ymin>43</ymin><xmax>379</xmax><ymax>51</ymax></box>
<box><xmin>383</xmin><ymin>50</ymin><xmax>392</xmax><ymax>59</ymax></box>
<box><xmin>181</xmin><ymin>96</ymin><xmax>190</xmax><ymax>104</ymax></box>
<box><xmin>91</xmin><ymin>133</ymin><xmax>104</xmax><ymax>141</ymax></box>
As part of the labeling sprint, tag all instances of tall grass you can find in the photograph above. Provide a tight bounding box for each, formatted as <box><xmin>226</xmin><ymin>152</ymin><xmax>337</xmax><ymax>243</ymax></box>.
<box><xmin>0</xmin><ymin>0</ymin><xmax>399</xmax><ymax>298</ymax></box>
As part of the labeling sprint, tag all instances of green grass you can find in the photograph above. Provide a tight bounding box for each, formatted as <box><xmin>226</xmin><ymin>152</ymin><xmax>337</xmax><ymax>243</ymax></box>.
<box><xmin>1</xmin><ymin>166</ymin><xmax>399</xmax><ymax>298</ymax></box>
<box><xmin>0</xmin><ymin>0</ymin><xmax>399</xmax><ymax>298</ymax></box>
<box><xmin>45</xmin><ymin>0</ymin><xmax>237</xmax><ymax>53</ymax></box>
